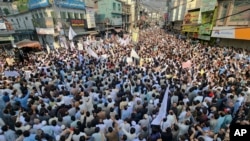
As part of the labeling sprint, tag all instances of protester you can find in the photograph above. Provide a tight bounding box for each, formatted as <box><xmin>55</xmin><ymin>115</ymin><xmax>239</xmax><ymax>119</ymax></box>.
<box><xmin>0</xmin><ymin>26</ymin><xmax>249</xmax><ymax>141</ymax></box>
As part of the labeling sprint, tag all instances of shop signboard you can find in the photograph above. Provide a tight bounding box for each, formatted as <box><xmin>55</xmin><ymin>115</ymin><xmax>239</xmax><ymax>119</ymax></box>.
<box><xmin>86</xmin><ymin>8</ymin><xmax>96</xmax><ymax>28</ymax></box>
<box><xmin>212</xmin><ymin>27</ymin><xmax>250</xmax><ymax>40</ymax></box>
<box><xmin>235</xmin><ymin>27</ymin><xmax>250</xmax><ymax>40</ymax></box>
<box><xmin>28</xmin><ymin>0</ymin><xmax>50</xmax><ymax>10</ymax></box>
<box><xmin>36</xmin><ymin>27</ymin><xmax>54</xmax><ymax>35</ymax></box>
<box><xmin>182</xmin><ymin>25</ymin><xmax>199</xmax><ymax>32</ymax></box>
<box><xmin>199</xmin><ymin>23</ymin><xmax>212</xmax><ymax>35</ymax></box>
<box><xmin>183</xmin><ymin>11</ymin><xmax>200</xmax><ymax>25</ymax></box>
<box><xmin>70</xmin><ymin>19</ymin><xmax>84</xmax><ymax>27</ymax></box>
<box><xmin>56</xmin><ymin>0</ymin><xmax>85</xmax><ymax>10</ymax></box>
<box><xmin>211</xmin><ymin>26</ymin><xmax>235</xmax><ymax>39</ymax></box>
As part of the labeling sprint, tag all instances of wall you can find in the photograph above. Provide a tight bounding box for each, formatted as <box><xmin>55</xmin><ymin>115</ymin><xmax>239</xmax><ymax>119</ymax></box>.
<box><xmin>7</xmin><ymin>12</ymin><xmax>34</xmax><ymax>30</ymax></box>
<box><xmin>170</xmin><ymin>0</ymin><xmax>187</xmax><ymax>22</ymax></box>
<box><xmin>0</xmin><ymin>2</ymin><xmax>18</xmax><ymax>15</ymax></box>
<box><xmin>218</xmin><ymin>38</ymin><xmax>250</xmax><ymax>49</ymax></box>
<box><xmin>84</xmin><ymin>0</ymin><xmax>95</xmax><ymax>8</ymax></box>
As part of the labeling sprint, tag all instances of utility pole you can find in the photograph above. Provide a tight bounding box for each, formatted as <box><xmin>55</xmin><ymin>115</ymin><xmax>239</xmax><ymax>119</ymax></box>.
<box><xmin>126</xmin><ymin>0</ymin><xmax>128</xmax><ymax>32</ymax></box>
<box><xmin>166</xmin><ymin>0</ymin><xmax>170</xmax><ymax>29</ymax></box>
<box><xmin>135</xmin><ymin>0</ymin><xmax>139</xmax><ymax>27</ymax></box>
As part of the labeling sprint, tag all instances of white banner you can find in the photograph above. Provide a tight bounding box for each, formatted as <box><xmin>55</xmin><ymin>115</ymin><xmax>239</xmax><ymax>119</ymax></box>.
<box><xmin>85</xmin><ymin>47</ymin><xmax>99</xmax><ymax>59</ymax></box>
<box><xmin>36</xmin><ymin>28</ymin><xmax>54</xmax><ymax>35</ymax></box>
<box><xmin>151</xmin><ymin>85</ymin><xmax>170</xmax><ymax>125</ymax></box>
<box><xmin>68</xmin><ymin>26</ymin><xmax>77</xmax><ymax>40</ymax></box>
<box><xmin>130</xmin><ymin>48</ymin><xmax>140</xmax><ymax>59</ymax></box>
<box><xmin>4</xmin><ymin>71</ymin><xmax>20</xmax><ymax>77</ymax></box>
<box><xmin>86</xmin><ymin>8</ymin><xmax>96</xmax><ymax>28</ymax></box>
<box><xmin>211</xmin><ymin>26</ymin><xmax>235</xmax><ymax>39</ymax></box>
<box><xmin>0</xmin><ymin>22</ymin><xmax>6</xmax><ymax>30</ymax></box>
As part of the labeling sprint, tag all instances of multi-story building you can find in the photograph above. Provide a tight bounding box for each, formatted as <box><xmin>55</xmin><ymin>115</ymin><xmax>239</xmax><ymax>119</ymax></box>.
<box><xmin>96</xmin><ymin>0</ymin><xmax>123</xmax><ymax>34</ymax></box>
<box><xmin>211</xmin><ymin>0</ymin><xmax>250</xmax><ymax>48</ymax></box>
<box><xmin>1</xmin><ymin>0</ymin><xmax>99</xmax><ymax>49</ymax></box>
<box><xmin>0</xmin><ymin>1</ymin><xmax>16</xmax><ymax>49</ymax></box>
<box><xmin>181</xmin><ymin>0</ymin><xmax>202</xmax><ymax>38</ymax></box>
<box><xmin>120</xmin><ymin>0</ymin><xmax>131</xmax><ymax>32</ymax></box>
<box><xmin>7</xmin><ymin>12</ymin><xmax>36</xmax><ymax>42</ymax></box>
<box><xmin>169</xmin><ymin>0</ymin><xmax>189</xmax><ymax>33</ymax></box>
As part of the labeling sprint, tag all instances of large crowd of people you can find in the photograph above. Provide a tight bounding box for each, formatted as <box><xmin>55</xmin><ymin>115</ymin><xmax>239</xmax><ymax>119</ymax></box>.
<box><xmin>0</xmin><ymin>27</ymin><xmax>249</xmax><ymax>141</ymax></box>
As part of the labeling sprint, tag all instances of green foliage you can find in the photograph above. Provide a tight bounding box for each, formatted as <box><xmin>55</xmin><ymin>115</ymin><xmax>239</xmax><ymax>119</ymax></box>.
<box><xmin>3</xmin><ymin>8</ymin><xmax>10</xmax><ymax>15</ymax></box>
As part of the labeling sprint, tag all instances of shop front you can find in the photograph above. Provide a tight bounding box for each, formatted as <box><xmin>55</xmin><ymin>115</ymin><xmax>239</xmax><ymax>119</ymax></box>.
<box><xmin>182</xmin><ymin>25</ymin><xmax>199</xmax><ymax>39</ymax></box>
<box><xmin>211</xmin><ymin>26</ymin><xmax>250</xmax><ymax>48</ymax></box>
<box><xmin>182</xmin><ymin>9</ymin><xmax>200</xmax><ymax>39</ymax></box>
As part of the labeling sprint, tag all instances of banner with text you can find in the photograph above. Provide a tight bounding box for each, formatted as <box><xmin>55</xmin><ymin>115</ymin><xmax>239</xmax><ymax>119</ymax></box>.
<box><xmin>28</xmin><ymin>0</ymin><xmax>50</xmax><ymax>10</ymax></box>
<box><xmin>183</xmin><ymin>11</ymin><xmax>200</xmax><ymax>25</ymax></box>
<box><xmin>86</xmin><ymin>8</ymin><xmax>96</xmax><ymax>28</ymax></box>
<box><xmin>55</xmin><ymin>0</ymin><xmax>85</xmax><ymax>10</ymax></box>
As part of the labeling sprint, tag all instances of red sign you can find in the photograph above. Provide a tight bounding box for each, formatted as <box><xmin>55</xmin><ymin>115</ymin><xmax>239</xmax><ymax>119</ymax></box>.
<box><xmin>71</xmin><ymin>19</ymin><xmax>84</xmax><ymax>27</ymax></box>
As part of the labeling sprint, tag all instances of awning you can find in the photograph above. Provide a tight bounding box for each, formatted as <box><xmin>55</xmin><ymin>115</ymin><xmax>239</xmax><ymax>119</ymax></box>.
<box><xmin>105</xmin><ymin>27</ymin><xmax>115</xmax><ymax>31</ymax></box>
<box><xmin>0</xmin><ymin>36</ymin><xmax>14</xmax><ymax>41</ymax></box>
<box><xmin>15</xmin><ymin>39</ymin><xmax>41</xmax><ymax>49</ymax></box>
<box><xmin>114</xmin><ymin>28</ymin><xmax>123</xmax><ymax>32</ymax></box>
<box><xmin>76</xmin><ymin>31</ymin><xmax>99</xmax><ymax>36</ymax></box>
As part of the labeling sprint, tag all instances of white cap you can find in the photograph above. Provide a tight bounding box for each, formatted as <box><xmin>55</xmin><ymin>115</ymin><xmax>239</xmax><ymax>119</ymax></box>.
<box><xmin>61</xmin><ymin>125</ymin><xmax>66</xmax><ymax>130</ymax></box>
<box><xmin>56</xmin><ymin>135</ymin><xmax>60</xmax><ymax>141</ymax></box>
<box><xmin>41</xmin><ymin>120</ymin><xmax>47</xmax><ymax>125</ymax></box>
<box><xmin>24</xmin><ymin>125</ymin><xmax>31</xmax><ymax>131</ymax></box>
<box><xmin>149</xmin><ymin>100</ymin><xmax>153</xmax><ymax>104</ymax></box>
<box><xmin>131</xmin><ymin>121</ymin><xmax>136</xmax><ymax>126</ymax></box>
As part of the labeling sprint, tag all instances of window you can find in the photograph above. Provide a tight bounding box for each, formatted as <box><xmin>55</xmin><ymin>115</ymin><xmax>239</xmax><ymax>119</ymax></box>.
<box><xmin>44</xmin><ymin>11</ymin><xmax>48</xmax><ymax>17</ymax></box>
<box><xmin>16</xmin><ymin>19</ymin><xmax>20</xmax><ymax>27</ymax></box>
<box><xmin>32</xmin><ymin>14</ymin><xmax>36</xmax><ymax>19</ymax></box>
<box><xmin>68</xmin><ymin>12</ymin><xmax>74</xmax><ymax>19</ymax></box>
<box><xmin>74</xmin><ymin>13</ymin><xmax>79</xmax><ymax>19</ymax></box>
<box><xmin>118</xmin><ymin>4</ymin><xmax>121</xmax><ymax>11</ymax></box>
<box><xmin>230</xmin><ymin>1</ymin><xmax>250</xmax><ymax>22</ymax></box>
<box><xmin>219</xmin><ymin>2</ymin><xmax>229</xmax><ymax>22</ymax></box>
<box><xmin>39</xmin><ymin>12</ymin><xmax>43</xmax><ymax>18</ymax></box>
<box><xmin>113</xmin><ymin>3</ymin><xmax>116</xmax><ymax>10</ymax></box>
<box><xmin>80</xmin><ymin>13</ymin><xmax>84</xmax><ymax>19</ymax></box>
<box><xmin>51</xmin><ymin>11</ymin><xmax>55</xmax><ymax>18</ymax></box>
<box><xmin>60</xmin><ymin>12</ymin><xmax>66</xmax><ymax>19</ymax></box>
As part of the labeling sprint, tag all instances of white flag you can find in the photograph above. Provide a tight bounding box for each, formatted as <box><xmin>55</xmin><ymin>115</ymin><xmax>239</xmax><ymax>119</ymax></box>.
<box><xmin>68</xmin><ymin>26</ymin><xmax>77</xmax><ymax>40</ymax></box>
<box><xmin>130</xmin><ymin>48</ymin><xmax>140</xmax><ymax>59</ymax></box>
<box><xmin>85</xmin><ymin>47</ymin><xmax>99</xmax><ymax>59</ymax></box>
<box><xmin>151</xmin><ymin>85</ymin><xmax>170</xmax><ymax>125</ymax></box>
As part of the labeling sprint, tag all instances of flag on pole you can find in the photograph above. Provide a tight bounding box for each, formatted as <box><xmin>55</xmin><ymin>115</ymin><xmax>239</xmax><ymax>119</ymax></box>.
<box><xmin>151</xmin><ymin>85</ymin><xmax>170</xmax><ymax>125</ymax></box>
<box><xmin>85</xmin><ymin>47</ymin><xmax>99</xmax><ymax>59</ymax></box>
<box><xmin>68</xmin><ymin>26</ymin><xmax>77</xmax><ymax>40</ymax></box>
<box><xmin>130</xmin><ymin>48</ymin><xmax>140</xmax><ymax>59</ymax></box>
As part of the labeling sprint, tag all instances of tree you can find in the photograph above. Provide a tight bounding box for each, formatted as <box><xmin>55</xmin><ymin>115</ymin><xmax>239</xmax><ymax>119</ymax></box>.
<box><xmin>3</xmin><ymin>8</ymin><xmax>10</xmax><ymax>15</ymax></box>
